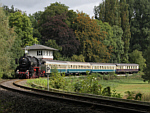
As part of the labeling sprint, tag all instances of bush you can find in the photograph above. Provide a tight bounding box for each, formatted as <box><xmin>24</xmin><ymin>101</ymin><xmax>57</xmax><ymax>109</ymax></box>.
<box><xmin>111</xmin><ymin>89</ymin><xmax>122</xmax><ymax>98</ymax></box>
<box><xmin>49</xmin><ymin>72</ymin><xmax>67</xmax><ymax>90</ymax></box>
<box><xmin>102</xmin><ymin>87</ymin><xmax>111</xmax><ymax>96</ymax></box>
<box><xmin>125</xmin><ymin>91</ymin><xmax>142</xmax><ymax>100</ymax></box>
<box><xmin>74</xmin><ymin>81</ymin><xmax>82</xmax><ymax>92</ymax></box>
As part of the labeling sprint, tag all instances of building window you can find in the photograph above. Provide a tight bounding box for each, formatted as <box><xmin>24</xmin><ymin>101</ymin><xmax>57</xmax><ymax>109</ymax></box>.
<box><xmin>43</xmin><ymin>50</ymin><xmax>45</xmax><ymax>55</ymax></box>
<box><xmin>37</xmin><ymin>50</ymin><xmax>42</xmax><ymax>56</ymax></box>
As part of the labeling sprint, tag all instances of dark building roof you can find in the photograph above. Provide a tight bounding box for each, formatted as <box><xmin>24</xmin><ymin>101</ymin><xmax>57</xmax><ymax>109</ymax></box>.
<box><xmin>25</xmin><ymin>44</ymin><xmax>58</xmax><ymax>51</ymax></box>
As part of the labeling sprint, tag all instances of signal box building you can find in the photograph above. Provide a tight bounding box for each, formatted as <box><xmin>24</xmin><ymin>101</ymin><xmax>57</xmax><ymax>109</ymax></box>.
<box><xmin>25</xmin><ymin>44</ymin><xmax>57</xmax><ymax>60</ymax></box>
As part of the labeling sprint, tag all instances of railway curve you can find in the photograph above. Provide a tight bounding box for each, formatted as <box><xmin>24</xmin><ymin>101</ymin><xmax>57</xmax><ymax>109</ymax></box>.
<box><xmin>0</xmin><ymin>79</ymin><xmax>150</xmax><ymax>113</ymax></box>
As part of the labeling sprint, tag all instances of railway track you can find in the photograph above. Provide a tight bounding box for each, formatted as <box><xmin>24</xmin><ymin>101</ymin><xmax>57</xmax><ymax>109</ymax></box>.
<box><xmin>0</xmin><ymin>79</ymin><xmax>150</xmax><ymax>113</ymax></box>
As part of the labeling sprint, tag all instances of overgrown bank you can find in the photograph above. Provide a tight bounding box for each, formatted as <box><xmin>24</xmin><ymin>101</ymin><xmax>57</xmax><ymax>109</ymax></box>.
<box><xmin>26</xmin><ymin>72</ymin><xmax>150</xmax><ymax>101</ymax></box>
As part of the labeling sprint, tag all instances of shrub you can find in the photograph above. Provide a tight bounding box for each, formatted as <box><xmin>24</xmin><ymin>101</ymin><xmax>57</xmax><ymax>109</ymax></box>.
<box><xmin>102</xmin><ymin>87</ymin><xmax>111</xmax><ymax>96</ymax></box>
<box><xmin>125</xmin><ymin>91</ymin><xmax>135</xmax><ymax>100</ymax></box>
<box><xmin>49</xmin><ymin>72</ymin><xmax>67</xmax><ymax>90</ymax></box>
<box><xmin>74</xmin><ymin>81</ymin><xmax>82</xmax><ymax>92</ymax></box>
<box><xmin>111</xmin><ymin>89</ymin><xmax>122</xmax><ymax>98</ymax></box>
<box><xmin>125</xmin><ymin>91</ymin><xmax>142</xmax><ymax>100</ymax></box>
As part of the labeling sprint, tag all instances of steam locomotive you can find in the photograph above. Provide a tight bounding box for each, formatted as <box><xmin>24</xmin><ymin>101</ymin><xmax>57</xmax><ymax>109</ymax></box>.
<box><xmin>15</xmin><ymin>54</ymin><xmax>46</xmax><ymax>79</ymax></box>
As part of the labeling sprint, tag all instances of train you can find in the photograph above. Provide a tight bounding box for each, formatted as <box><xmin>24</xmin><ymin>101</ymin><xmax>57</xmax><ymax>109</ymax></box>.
<box><xmin>15</xmin><ymin>54</ymin><xmax>139</xmax><ymax>79</ymax></box>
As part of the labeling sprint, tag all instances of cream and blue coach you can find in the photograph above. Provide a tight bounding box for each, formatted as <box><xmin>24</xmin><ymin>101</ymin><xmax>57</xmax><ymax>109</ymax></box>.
<box><xmin>44</xmin><ymin>60</ymin><xmax>68</xmax><ymax>73</ymax></box>
<box><xmin>67</xmin><ymin>61</ymin><xmax>91</xmax><ymax>74</ymax></box>
<box><xmin>90</xmin><ymin>63</ymin><xmax>116</xmax><ymax>73</ymax></box>
<box><xmin>42</xmin><ymin>60</ymin><xmax>91</xmax><ymax>74</ymax></box>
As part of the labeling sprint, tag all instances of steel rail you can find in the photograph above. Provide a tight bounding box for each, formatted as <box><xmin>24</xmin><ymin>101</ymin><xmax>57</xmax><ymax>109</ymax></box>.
<box><xmin>0</xmin><ymin>79</ymin><xmax>149</xmax><ymax>113</ymax></box>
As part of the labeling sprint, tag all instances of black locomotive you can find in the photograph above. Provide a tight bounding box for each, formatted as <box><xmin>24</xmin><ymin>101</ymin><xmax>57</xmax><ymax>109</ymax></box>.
<box><xmin>15</xmin><ymin>54</ymin><xmax>45</xmax><ymax>79</ymax></box>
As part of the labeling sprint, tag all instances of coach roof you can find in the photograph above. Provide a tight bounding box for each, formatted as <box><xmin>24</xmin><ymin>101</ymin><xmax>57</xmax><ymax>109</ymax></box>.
<box><xmin>25</xmin><ymin>44</ymin><xmax>58</xmax><ymax>51</ymax></box>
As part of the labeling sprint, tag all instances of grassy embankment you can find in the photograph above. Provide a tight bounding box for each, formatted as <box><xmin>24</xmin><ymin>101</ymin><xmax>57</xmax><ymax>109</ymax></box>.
<box><xmin>26</xmin><ymin>73</ymin><xmax>150</xmax><ymax>101</ymax></box>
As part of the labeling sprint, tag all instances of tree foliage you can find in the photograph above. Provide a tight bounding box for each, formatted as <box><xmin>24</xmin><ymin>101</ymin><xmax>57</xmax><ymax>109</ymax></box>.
<box><xmin>9</xmin><ymin>12</ymin><xmax>38</xmax><ymax>47</ymax></box>
<box><xmin>3</xmin><ymin>5</ymin><xmax>22</xmax><ymax>16</ymax></box>
<box><xmin>40</xmin><ymin>2</ymin><xmax>69</xmax><ymax>24</ymax></box>
<box><xmin>73</xmin><ymin>12</ymin><xmax>111</xmax><ymax>62</ymax></box>
<box><xmin>120</xmin><ymin>0</ymin><xmax>131</xmax><ymax>63</ymax></box>
<box><xmin>127</xmin><ymin>0</ymin><xmax>150</xmax><ymax>54</ymax></box>
<box><xmin>45</xmin><ymin>40</ymin><xmax>62</xmax><ymax>60</ymax></box>
<box><xmin>0</xmin><ymin>7</ymin><xmax>15</xmax><ymax>78</ymax></box>
<box><xmin>94</xmin><ymin>0</ymin><xmax>121</xmax><ymax>26</ymax></box>
<box><xmin>142</xmin><ymin>44</ymin><xmax>150</xmax><ymax>83</ymax></box>
<box><xmin>111</xmin><ymin>25</ymin><xmax>124</xmax><ymax>63</ymax></box>
<box><xmin>41</xmin><ymin>14</ymin><xmax>79</xmax><ymax>57</ymax></box>
<box><xmin>94</xmin><ymin>0</ymin><xmax>131</xmax><ymax>63</ymax></box>
<box><xmin>28</xmin><ymin>11</ymin><xmax>43</xmax><ymax>43</ymax></box>
<box><xmin>129</xmin><ymin>50</ymin><xmax>146</xmax><ymax>71</ymax></box>
<box><xmin>71</xmin><ymin>54</ymin><xmax>85</xmax><ymax>62</ymax></box>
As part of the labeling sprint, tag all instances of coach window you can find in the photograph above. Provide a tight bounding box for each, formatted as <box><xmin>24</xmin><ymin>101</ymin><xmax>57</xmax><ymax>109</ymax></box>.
<box><xmin>79</xmin><ymin>65</ymin><xmax>80</xmax><ymax>69</ymax></box>
<box><xmin>107</xmin><ymin>66</ymin><xmax>109</xmax><ymax>69</ymax></box>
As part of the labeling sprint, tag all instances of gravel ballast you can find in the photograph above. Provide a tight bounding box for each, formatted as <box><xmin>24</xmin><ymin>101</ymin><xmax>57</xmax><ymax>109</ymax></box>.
<box><xmin>0</xmin><ymin>88</ymin><xmax>105</xmax><ymax>113</ymax></box>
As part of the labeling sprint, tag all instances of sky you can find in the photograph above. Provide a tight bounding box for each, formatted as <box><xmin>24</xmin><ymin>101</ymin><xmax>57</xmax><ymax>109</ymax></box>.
<box><xmin>0</xmin><ymin>0</ymin><xmax>102</xmax><ymax>17</ymax></box>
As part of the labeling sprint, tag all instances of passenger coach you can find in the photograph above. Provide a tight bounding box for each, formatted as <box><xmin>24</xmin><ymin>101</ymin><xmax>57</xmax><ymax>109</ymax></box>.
<box><xmin>67</xmin><ymin>61</ymin><xmax>91</xmax><ymax>74</ymax></box>
<box><xmin>43</xmin><ymin>60</ymin><xmax>68</xmax><ymax>73</ymax></box>
<box><xmin>90</xmin><ymin>63</ymin><xmax>116</xmax><ymax>73</ymax></box>
<box><xmin>116</xmin><ymin>63</ymin><xmax>139</xmax><ymax>74</ymax></box>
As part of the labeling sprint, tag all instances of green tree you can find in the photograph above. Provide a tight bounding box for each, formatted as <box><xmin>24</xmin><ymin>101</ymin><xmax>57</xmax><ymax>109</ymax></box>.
<box><xmin>127</xmin><ymin>0</ymin><xmax>150</xmax><ymax>55</ymax></box>
<box><xmin>94</xmin><ymin>0</ymin><xmax>121</xmax><ymax>26</ymax></box>
<box><xmin>9</xmin><ymin>12</ymin><xmax>38</xmax><ymax>47</ymax></box>
<box><xmin>71</xmin><ymin>54</ymin><xmax>85</xmax><ymax>62</ymax></box>
<box><xmin>111</xmin><ymin>25</ymin><xmax>124</xmax><ymax>63</ymax></box>
<box><xmin>41</xmin><ymin>14</ymin><xmax>79</xmax><ymax>57</ymax></box>
<box><xmin>45</xmin><ymin>40</ymin><xmax>62</xmax><ymax>60</ymax></box>
<box><xmin>120</xmin><ymin>0</ymin><xmax>131</xmax><ymax>63</ymax></box>
<box><xmin>10</xmin><ymin>37</ymin><xmax>24</xmax><ymax>73</ymax></box>
<box><xmin>29</xmin><ymin>11</ymin><xmax>43</xmax><ymax>43</ymax></box>
<box><xmin>94</xmin><ymin>0</ymin><xmax>131</xmax><ymax>63</ymax></box>
<box><xmin>0</xmin><ymin>7</ymin><xmax>15</xmax><ymax>78</ymax></box>
<box><xmin>129</xmin><ymin>50</ymin><xmax>146</xmax><ymax>72</ymax></box>
<box><xmin>96</xmin><ymin>20</ymin><xmax>113</xmax><ymax>48</ymax></box>
<box><xmin>40</xmin><ymin>2</ymin><xmax>69</xmax><ymax>25</ymax></box>
<box><xmin>142</xmin><ymin>44</ymin><xmax>150</xmax><ymax>83</ymax></box>
<box><xmin>74</xmin><ymin>12</ymin><xmax>111</xmax><ymax>62</ymax></box>
<box><xmin>97</xmin><ymin>20</ymin><xmax>116</xmax><ymax>61</ymax></box>
<box><xmin>3</xmin><ymin>5</ymin><xmax>21</xmax><ymax>16</ymax></box>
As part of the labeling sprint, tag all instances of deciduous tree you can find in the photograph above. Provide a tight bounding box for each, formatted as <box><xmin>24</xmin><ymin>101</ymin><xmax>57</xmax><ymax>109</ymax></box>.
<box><xmin>94</xmin><ymin>0</ymin><xmax>121</xmax><ymax>26</ymax></box>
<box><xmin>127</xmin><ymin>0</ymin><xmax>150</xmax><ymax>55</ymax></box>
<box><xmin>73</xmin><ymin>12</ymin><xmax>111</xmax><ymax>62</ymax></box>
<box><xmin>45</xmin><ymin>40</ymin><xmax>62</xmax><ymax>60</ymax></box>
<box><xmin>41</xmin><ymin>14</ymin><xmax>79</xmax><ymax>57</ymax></box>
<box><xmin>0</xmin><ymin>7</ymin><xmax>15</xmax><ymax>78</ymax></box>
<box><xmin>111</xmin><ymin>25</ymin><xmax>124</xmax><ymax>63</ymax></box>
<box><xmin>9</xmin><ymin>12</ymin><xmax>38</xmax><ymax>47</ymax></box>
<box><xmin>120</xmin><ymin>0</ymin><xmax>131</xmax><ymax>63</ymax></box>
<box><xmin>129</xmin><ymin>50</ymin><xmax>146</xmax><ymax>72</ymax></box>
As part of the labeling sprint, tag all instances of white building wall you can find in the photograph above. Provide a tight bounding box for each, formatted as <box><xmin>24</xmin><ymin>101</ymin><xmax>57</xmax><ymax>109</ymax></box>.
<box><xmin>28</xmin><ymin>50</ymin><xmax>53</xmax><ymax>59</ymax></box>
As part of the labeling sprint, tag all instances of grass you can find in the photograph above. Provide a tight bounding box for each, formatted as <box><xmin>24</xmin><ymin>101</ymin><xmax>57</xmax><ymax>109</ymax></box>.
<box><xmin>108</xmin><ymin>79</ymin><xmax>150</xmax><ymax>95</ymax></box>
<box><xmin>26</xmin><ymin>74</ymin><xmax>150</xmax><ymax>101</ymax></box>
